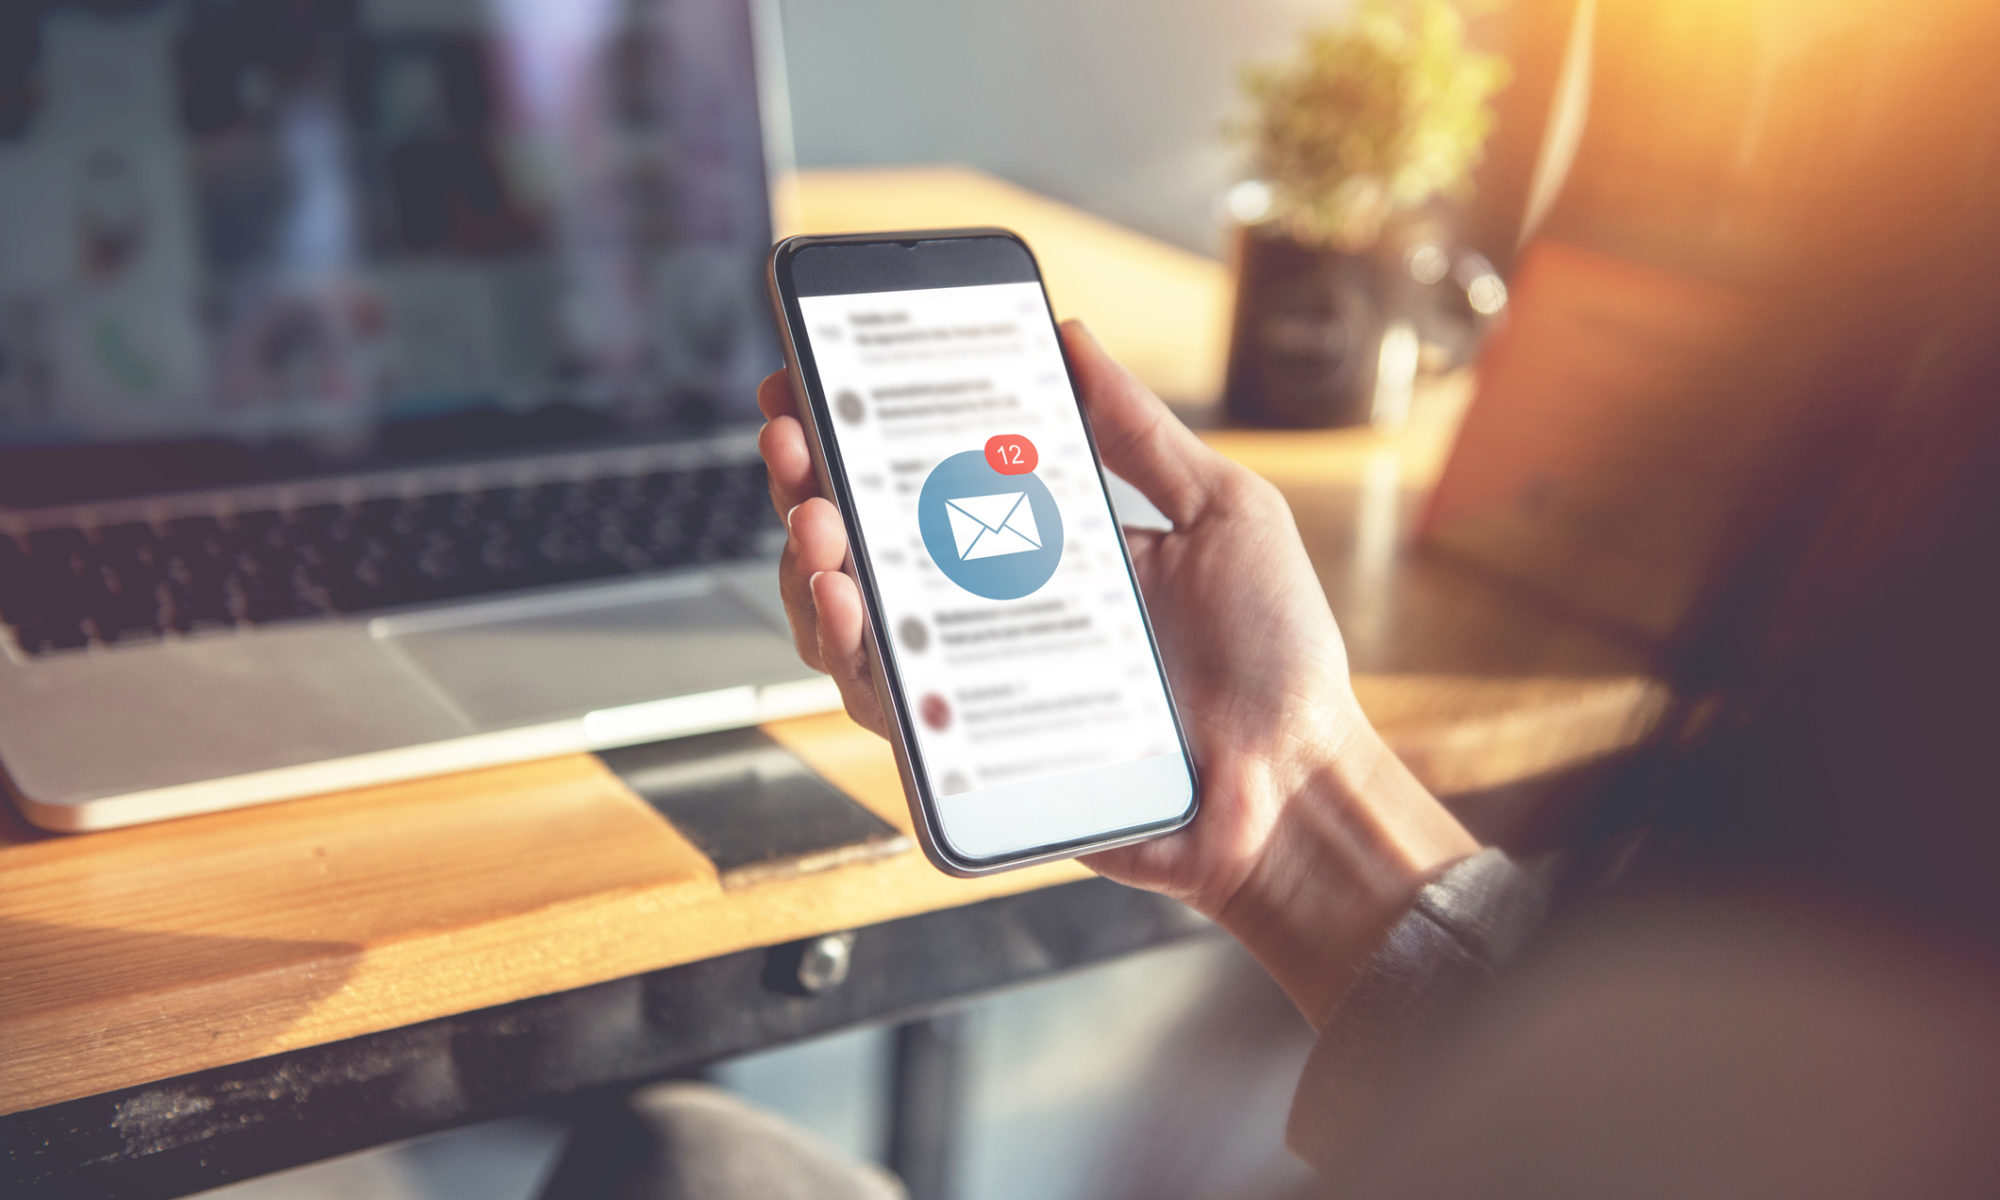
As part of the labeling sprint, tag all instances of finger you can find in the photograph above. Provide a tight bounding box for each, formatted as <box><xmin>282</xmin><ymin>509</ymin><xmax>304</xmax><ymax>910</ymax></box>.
<box><xmin>810</xmin><ymin>569</ymin><xmax>889</xmax><ymax>737</ymax></box>
<box><xmin>1061</xmin><ymin>319</ymin><xmax>1223</xmax><ymax>527</ymax></box>
<box><xmin>759</xmin><ymin>414</ymin><xmax>820</xmax><ymax>517</ymax></box>
<box><xmin>779</xmin><ymin>497</ymin><xmax>848</xmax><ymax>671</ymax></box>
<box><xmin>757</xmin><ymin>369</ymin><xmax>799</xmax><ymax>420</ymax></box>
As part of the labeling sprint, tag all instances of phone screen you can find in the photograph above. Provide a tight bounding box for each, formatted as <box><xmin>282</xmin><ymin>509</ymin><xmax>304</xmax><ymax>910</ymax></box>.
<box><xmin>794</xmin><ymin>274</ymin><xmax>1193</xmax><ymax>862</ymax></box>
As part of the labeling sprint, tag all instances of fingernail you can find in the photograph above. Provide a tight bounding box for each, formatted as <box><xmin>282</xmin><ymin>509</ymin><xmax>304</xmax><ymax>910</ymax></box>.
<box><xmin>807</xmin><ymin>570</ymin><xmax>826</xmax><ymax>591</ymax></box>
<box><xmin>786</xmin><ymin>504</ymin><xmax>800</xmax><ymax>534</ymax></box>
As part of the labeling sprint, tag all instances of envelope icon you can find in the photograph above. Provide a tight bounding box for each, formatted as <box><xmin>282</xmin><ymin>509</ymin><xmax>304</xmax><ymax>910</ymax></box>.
<box><xmin>943</xmin><ymin>491</ymin><xmax>1042</xmax><ymax>560</ymax></box>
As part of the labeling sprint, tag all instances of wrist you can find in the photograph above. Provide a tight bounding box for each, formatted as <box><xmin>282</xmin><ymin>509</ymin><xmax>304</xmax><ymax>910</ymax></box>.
<box><xmin>1215</xmin><ymin>722</ymin><xmax>1480</xmax><ymax>1029</ymax></box>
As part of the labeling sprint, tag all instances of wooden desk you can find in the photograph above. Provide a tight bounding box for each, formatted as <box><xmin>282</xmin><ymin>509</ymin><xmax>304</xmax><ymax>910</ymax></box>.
<box><xmin>0</xmin><ymin>170</ymin><xmax>1666</xmax><ymax>1137</ymax></box>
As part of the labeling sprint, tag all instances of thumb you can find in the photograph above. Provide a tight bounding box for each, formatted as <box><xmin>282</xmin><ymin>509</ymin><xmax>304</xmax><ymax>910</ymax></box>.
<box><xmin>1061</xmin><ymin>319</ymin><xmax>1221</xmax><ymax>528</ymax></box>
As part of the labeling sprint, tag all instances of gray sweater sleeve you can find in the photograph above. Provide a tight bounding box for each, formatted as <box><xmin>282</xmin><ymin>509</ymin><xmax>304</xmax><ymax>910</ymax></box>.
<box><xmin>1286</xmin><ymin>847</ymin><xmax>1551</xmax><ymax>1177</ymax></box>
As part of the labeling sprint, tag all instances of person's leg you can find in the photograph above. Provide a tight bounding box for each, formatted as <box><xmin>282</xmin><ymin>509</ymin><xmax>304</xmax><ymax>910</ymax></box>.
<box><xmin>539</xmin><ymin>1082</ymin><xmax>905</xmax><ymax>1200</ymax></box>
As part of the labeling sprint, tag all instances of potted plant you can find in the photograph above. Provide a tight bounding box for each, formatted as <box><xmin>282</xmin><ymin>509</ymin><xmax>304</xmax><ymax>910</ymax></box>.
<box><xmin>1225</xmin><ymin>0</ymin><xmax>1508</xmax><ymax>427</ymax></box>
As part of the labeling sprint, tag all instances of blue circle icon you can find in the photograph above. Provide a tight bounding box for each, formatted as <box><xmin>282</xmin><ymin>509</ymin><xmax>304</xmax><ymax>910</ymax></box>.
<box><xmin>917</xmin><ymin>451</ymin><xmax>1064</xmax><ymax>600</ymax></box>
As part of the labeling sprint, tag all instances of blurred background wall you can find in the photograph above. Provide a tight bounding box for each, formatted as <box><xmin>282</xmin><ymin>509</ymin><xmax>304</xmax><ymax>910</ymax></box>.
<box><xmin>777</xmin><ymin>0</ymin><xmax>1351</xmax><ymax>254</ymax></box>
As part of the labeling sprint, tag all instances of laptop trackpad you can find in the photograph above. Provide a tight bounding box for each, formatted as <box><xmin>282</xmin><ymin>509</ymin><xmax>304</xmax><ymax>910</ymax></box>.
<box><xmin>376</xmin><ymin>576</ymin><xmax>812</xmax><ymax>729</ymax></box>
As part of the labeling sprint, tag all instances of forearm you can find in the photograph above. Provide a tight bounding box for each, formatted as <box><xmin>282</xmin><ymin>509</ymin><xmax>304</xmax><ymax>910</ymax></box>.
<box><xmin>1215</xmin><ymin>722</ymin><xmax>1480</xmax><ymax>1029</ymax></box>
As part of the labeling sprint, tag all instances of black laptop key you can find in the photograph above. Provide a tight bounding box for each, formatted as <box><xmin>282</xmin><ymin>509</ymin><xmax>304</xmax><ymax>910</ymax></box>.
<box><xmin>14</xmin><ymin>532</ymin><xmax>96</xmax><ymax>641</ymax></box>
<box><xmin>446</xmin><ymin>487</ymin><xmax>504</xmax><ymax>531</ymax></box>
<box><xmin>21</xmin><ymin>530</ymin><xmax>93</xmax><ymax>625</ymax></box>
<box><xmin>233</xmin><ymin>528</ymin><xmax>299</xmax><ymax>591</ymax></box>
<box><xmin>356</xmin><ymin>496</ymin><xmax>402</xmax><ymax>531</ymax></box>
<box><xmin>558</xmin><ymin>480</ymin><xmax>601</xmax><ymax>517</ymax></box>
<box><xmin>0</xmin><ymin>535</ymin><xmax>31</xmax><ymax>623</ymax></box>
<box><xmin>168</xmin><ymin>553</ymin><xmax>234</xmax><ymax>628</ymax></box>
<box><xmin>606</xmin><ymin>473</ymin><xmax>654</xmax><ymax>508</ymax></box>
<box><xmin>408</xmin><ymin>531</ymin><xmax>473</xmax><ymax>601</ymax></box>
<box><xmin>165</xmin><ymin>516</ymin><xmax>229</xmax><ymax>573</ymax></box>
<box><xmin>721</xmin><ymin>460</ymin><xmax>765</xmax><ymax>497</ymax></box>
<box><xmin>156</xmin><ymin>553</ymin><xmax>222</xmax><ymax>632</ymax></box>
<box><xmin>82</xmin><ymin>555</ymin><xmax>165</xmax><ymax>643</ymax></box>
<box><xmin>285</xmin><ymin>561</ymin><xmax>336</xmax><ymax>617</ymax></box>
<box><xmin>464</xmin><ymin>520</ymin><xmax>519</xmax><ymax>572</ymax></box>
<box><xmin>531</xmin><ymin>521</ymin><xmax>597</xmax><ymax>580</ymax></box>
<box><xmin>480</xmin><ymin>485</ymin><xmax>537</xmax><ymax>526</ymax></box>
<box><xmin>11</xmin><ymin>616</ymin><xmax>90</xmax><ymax>655</ymax></box>
<box><xmin>26</xmin><ymin>526</ymin><xmax>91</xmax><ymax>571</ymax></box>
<box><xmin>642</xmin><ymin>469</ymin><xmax>699</xmax><ymax>507</ymax></box>
<box><xmin>625</xmin><ymin>508</ymin><xmax>685</xmax><ymax>560</ymax></box>
<box><xmin>97</xmin><ymin>525</ymin><xmax>166</xmax><ymax>590</ymax></box>
<box><xmin>227</xmin><ymin>508</ymin><xmax>285</xmax><ymax>548</ymax></box>
<box><xmin>337</xmin><ymin>536</ymin><xmax>411</xmax><ymax>604</ymax></box>
<box><xmin>324</xmin><ymin>564</ymin><xmax>380</xmax><ymax>613</ymax></box>
<box><xmin>239</xmin><ymin>577</ymin><xmax>299</xmax><ymax>624</ymax></box>
<box><xmin>98</xmin><ymin>521</ymin><xmax>160</xmax><ymax>557</ymax></box>
<box><xmin>527</xmin><ymin>481</ymin><xmax>583</xmax><ymax>519</ymax></box>
<box><xmin>213</xmin><ymin>552</ymin><xmax>300</xmax><ymax>623</ymax></box>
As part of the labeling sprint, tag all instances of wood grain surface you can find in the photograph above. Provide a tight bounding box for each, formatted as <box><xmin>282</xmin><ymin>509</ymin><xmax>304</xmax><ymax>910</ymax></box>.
<box><xmin>784</xmin><ymin>167</ymin><xmax>1232</xmax><ymax>406</ymax></box>
<box><xmin>0</xmin><ymin>169</ymin><xmax>1664</xmax><ymax>1116</ymax></box>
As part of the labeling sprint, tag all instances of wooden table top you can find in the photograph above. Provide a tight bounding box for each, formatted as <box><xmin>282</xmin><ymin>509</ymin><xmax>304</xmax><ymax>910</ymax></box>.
<box><xmin>0</xmin><ymin>168</ymin><xmax>1665</xmax><ymax>1117</ymax></box>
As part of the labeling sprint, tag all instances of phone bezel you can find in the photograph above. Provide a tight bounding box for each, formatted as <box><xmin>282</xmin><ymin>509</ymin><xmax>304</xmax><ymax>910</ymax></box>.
<box><xmin>766</xmin><ymin>228</ymin><xmax>1199</xmax><ymax>876</ymax></box>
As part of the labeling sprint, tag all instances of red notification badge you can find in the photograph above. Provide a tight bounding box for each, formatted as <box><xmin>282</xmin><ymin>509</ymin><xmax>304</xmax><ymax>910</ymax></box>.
<box><xmin>984</xmin><ymin>433</ymin><xmax>1038</xmax><ymax>475</ymax></box>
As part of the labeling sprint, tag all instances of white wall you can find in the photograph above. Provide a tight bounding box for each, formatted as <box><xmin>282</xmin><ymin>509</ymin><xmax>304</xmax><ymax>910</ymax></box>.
<box><xmin>777</xmin><ymin>0</ymin><xmax>1351</xmax><ymax>254</ymax></box>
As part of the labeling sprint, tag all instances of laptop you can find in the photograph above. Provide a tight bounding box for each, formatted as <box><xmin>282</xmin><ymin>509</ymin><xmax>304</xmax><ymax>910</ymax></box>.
<box><xmin>0</xmin><ymin>0</ymin><xmax>837</xmax><ymax>831</ymax></box>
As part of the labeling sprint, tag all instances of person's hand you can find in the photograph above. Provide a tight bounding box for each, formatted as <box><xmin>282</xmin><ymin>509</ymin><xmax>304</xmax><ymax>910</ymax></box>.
<box><xmin>757</xmin><ymin>321</ymin><xmax>1477</xmax><ymax>1025</ymax></box>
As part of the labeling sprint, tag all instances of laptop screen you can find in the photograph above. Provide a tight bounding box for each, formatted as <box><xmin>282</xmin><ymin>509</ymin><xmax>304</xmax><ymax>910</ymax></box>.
<box><xmin>0</xmin><ymin>0</ymin><xmax>778</xmax><ymax>507</ymax></box>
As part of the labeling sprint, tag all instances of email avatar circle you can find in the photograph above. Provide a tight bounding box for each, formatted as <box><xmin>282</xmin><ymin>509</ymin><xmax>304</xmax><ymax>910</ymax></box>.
<box><xmin>917</xmin><ymin>450</ymin><xmax>1064</xmax><ymax>600</ymax></box>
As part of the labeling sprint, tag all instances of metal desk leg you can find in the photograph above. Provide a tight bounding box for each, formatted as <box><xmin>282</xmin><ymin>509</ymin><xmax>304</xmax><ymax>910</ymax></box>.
<box><xmin>887</xmin><ymin>1012</ymin><xmax>967</xmax><ymax>1200</ymax></box>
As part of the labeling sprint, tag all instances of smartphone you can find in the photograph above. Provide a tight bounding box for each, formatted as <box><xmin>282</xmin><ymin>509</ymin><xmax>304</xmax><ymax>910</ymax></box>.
<box><xmin>767</xmin><ymin>229</ymin><xmax>1199</xmax><ymax>876</ymax></box>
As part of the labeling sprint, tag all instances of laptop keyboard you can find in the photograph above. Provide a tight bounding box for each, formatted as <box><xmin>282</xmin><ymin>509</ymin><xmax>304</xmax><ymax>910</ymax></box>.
<box><xmin>0</xmin><ymin>460</ymin><xmax>777</xmax><ymax>657</ymax></box>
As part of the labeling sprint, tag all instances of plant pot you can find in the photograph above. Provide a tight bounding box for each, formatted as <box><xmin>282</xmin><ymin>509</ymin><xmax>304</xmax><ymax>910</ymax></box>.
<box><xmin>1223</xmin><ymin>224</ymin><xmax>1388</xmax><ymax>428</ymax></box>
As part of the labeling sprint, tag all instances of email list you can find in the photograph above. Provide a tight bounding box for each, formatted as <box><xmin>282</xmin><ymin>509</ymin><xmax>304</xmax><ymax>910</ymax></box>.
<box><xmin>799</xmin><ymin>283</ymin><xmax>1183</xmax><ymax>800</ymax></box>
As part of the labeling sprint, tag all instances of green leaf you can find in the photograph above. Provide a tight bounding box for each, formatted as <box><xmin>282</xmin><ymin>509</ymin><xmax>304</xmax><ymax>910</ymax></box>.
<box><xmin>1233</xmin><ymin>0</ymin><xmax>1511</xmax><ymax>250</ymax></box>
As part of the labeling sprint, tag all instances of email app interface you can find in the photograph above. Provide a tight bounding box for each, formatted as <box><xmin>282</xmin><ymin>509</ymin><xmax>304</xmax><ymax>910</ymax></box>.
<box><xmin>798</xmin><ymin>282</ymin><xmax>1182</xmax><ymax>806</ymax></box>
